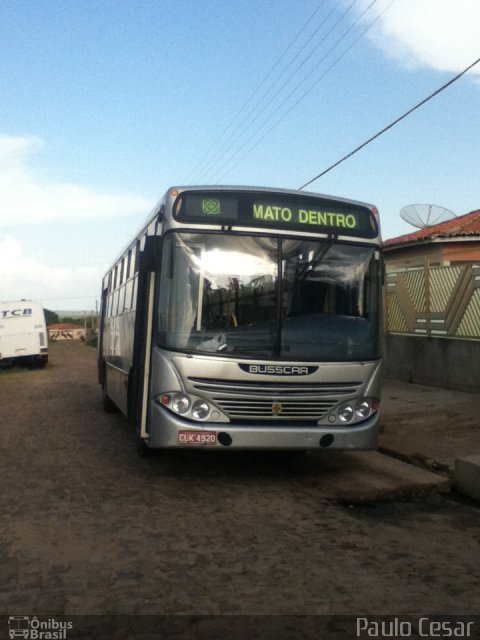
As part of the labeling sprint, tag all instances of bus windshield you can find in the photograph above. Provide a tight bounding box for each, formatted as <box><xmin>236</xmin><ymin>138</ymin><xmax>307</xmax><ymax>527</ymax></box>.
<box><xmin>157</xmin><ymin>232</ymin><xmax>381</xmax><ymax>361</ymax></box>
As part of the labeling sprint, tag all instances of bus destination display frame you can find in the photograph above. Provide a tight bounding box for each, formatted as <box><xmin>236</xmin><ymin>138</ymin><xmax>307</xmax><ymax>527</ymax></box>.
<box><xmin>174</xmin><ymin>190</ymin><xmax>379</xmax><ymax>239</ymax></box>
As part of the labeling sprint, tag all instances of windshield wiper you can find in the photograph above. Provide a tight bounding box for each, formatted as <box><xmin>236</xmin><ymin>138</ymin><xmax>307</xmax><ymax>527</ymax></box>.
<box><xmin>298</xmin><ymin>234</ymin><xmax>337</xmax><ymax>281</ymax></box>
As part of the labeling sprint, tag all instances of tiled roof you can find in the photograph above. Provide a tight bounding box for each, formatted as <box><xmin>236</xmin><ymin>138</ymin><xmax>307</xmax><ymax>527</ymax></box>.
<box><xmin>384</xmin><ymin>209</ymin><xmax>480</xmax><ymax>247</ymax></box>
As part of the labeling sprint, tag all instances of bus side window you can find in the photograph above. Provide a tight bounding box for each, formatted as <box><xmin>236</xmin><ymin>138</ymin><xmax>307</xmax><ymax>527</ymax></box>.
<box><xmin>119</xmin><ymin>285</ymin><xmax>126</xmax><ymax>313</ymax></box>
<box><xmin>134</xmin><ymin>241</ymin><xmax>140</xmax><ymax>273</ymax></box>
<box><xmin>124</xmin><ymin>280</ymin><xmax>131</xmax><ymax>312</ymax></box>
<box><xmin>112</xmin><ymin>289</ymin><xmax>119</xmax><ymax>316</ymax></box>
<box><xmin>131</xmin><ymin>277</ymin><xmax>138</xmax><ymax>311</ymax></box>
<box><xmin>106</xmin><ymin>294</ymin><xmax>112</xmax><ymax>318</ymax></box>
<box><xmin>126</xmin><ymin>250</ymin><xmax>132</xmax><ymax>280</ymax></box>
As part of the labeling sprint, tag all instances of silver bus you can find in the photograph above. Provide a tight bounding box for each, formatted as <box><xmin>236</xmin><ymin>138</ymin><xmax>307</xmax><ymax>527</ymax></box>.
<box><xmin>98</xmin><ymin>186</ymin><xmax>382</xmax><ymax>455</ymax></box>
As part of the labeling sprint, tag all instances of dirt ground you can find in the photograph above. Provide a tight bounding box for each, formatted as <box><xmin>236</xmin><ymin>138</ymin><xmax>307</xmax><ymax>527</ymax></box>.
<box><xmin>380</xmin><ymin>378</ymin><xmax>480</xmax><ymax>469</ymax></box>
<box><xmin>1</xmin><ymin>341</ymin><xmax>479</xmax><ymax>618</ymax></box>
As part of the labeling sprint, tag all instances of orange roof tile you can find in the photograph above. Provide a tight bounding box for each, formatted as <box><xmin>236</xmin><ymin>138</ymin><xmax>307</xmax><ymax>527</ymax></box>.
<box><xmin>385</xmin><ymin>209</ymin><xmax>480</xmax><ymax>247</ymax></box>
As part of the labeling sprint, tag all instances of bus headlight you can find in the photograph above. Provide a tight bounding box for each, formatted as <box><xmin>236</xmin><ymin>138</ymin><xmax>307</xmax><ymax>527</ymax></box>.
<box><xmin>172</xmin><ymin>394</ymin><xmax>191</xmax><ymax>414</ymax></box>
<box><xmin>192</xmin><ymin>400</ymin><xmax>210</xmax><ymax>420</ymax></box>
<box><xmin>156</xmin><ymin>392</ymin><xmax>227</xmax><ymax>423</ymax></box>
<box><xmin>338</xmin><ymin>405</ymin><xmax>354</xmax><ymax>423</ymax></box>
<box><xmin>355</xmin><ymin>400</ymin><xmax>372</xmax><ymax>419</ymax></box>
<box><xmin>328</xmin><ymin>398</ymin><xmax>379</xmax><ymax>426</ymax></box>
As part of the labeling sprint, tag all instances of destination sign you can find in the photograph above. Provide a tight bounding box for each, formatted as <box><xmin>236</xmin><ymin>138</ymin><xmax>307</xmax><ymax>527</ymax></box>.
<box><xmin>182</xmin><ymin>195</ymin><xmax>239</xmax><ymax>221</ymax></box>
<box><xmin>176</xmin><ymin>191</ymin><xmax>378</xmax><ymax>238</ymax></box>
<box><xmin>252</xmin><ymin>201</ymin><xmax>358</xmax><ymax>230</ymax></box>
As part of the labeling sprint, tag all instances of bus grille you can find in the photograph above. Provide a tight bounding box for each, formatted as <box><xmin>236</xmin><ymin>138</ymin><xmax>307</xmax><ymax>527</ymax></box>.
<box><xmin>187</xmin><ymin>377</ymin><xmax>361</xmax><ymax>422</ymax></box>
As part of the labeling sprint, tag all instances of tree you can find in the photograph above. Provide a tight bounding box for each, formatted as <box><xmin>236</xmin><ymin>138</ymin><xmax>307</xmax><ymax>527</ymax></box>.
<box><xmin>60</xmin><ymin>316</ymin><xmax>84</xmax><ymax>326</ymax></box>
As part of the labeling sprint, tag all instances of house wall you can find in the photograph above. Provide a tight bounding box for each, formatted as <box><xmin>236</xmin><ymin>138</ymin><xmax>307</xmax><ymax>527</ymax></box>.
<box><xmin>384</xmin><ymin>244</ymin><xmax>442</xmax><ymax>270</ymax></box>
<box><xmin>442</xmin><ymin>242</ymin><xmax>480</xmax><ymax>264</ymax></box>
<box><xmin>385</xmin><ymin>262</ymin><xmax>480</xmax><ymax>339</ymax></box>
<box><xmin>383</xmin><ymin>231</ymin><xmax>480</xmax><ymax>391</ymax></box>
<box><xmin>48</xmin><ymin>328</ymin><xmax>86</xmax><ymax>341</ymax></box>
<box><xmin>384</xmin><ymin>240</ymin><xmax>480</xmax><ymax>271</ymax></box>
<box><xmin>384</xmin><ymin>334</ymin><xmax>480</xmax><ymax>393</ymax></box>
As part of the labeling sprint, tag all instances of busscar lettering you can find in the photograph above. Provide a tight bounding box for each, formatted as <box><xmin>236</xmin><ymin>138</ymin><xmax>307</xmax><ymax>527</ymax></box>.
<box><xmin>253</xmin><ymin>203</ymin><xmax>357</xmax><ymax>229</ymax></box>
<box><xmin>239</xmin><ymin>363</ymin><xmax>318</xmax><ymax>376</ymax></box>
<box><xmin>249</xmin><ymin>365</ymin><xmax>310</xmax><ymax>375</ymax></box>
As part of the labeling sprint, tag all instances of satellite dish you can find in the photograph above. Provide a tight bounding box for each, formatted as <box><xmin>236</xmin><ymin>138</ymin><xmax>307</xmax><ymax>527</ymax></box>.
<box><xmin>400</xmin><ymin>204</ymin><xmax>456</xmax><ymax>229</ymax></box>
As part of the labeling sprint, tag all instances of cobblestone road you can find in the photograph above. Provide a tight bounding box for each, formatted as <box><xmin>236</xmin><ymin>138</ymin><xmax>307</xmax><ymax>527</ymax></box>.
<box><xmin>1</xmin><ymin>342</ymin><xmax>479</xmax><ymax>616</ymax></box>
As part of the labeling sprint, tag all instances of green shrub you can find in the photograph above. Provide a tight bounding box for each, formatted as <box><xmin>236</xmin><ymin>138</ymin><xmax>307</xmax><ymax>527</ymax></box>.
<box><xmin>86</xmin><ymin>334</ymin><xmax>98</xmax><ymax>348</ymax></box>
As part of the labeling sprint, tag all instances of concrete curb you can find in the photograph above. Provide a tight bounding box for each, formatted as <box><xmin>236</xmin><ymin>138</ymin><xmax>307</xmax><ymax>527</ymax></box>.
<box><xmin>309</xmin><ymin>451</ymin><xmax>451</xmax><ymax>502</ymax></box>
<box><xmin>453</xmin><ymin>455</ymin><xmax>480</xmax><ymax>502</ymax></box>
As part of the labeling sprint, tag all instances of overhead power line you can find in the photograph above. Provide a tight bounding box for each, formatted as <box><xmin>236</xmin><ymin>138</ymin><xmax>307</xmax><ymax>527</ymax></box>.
<box><xmin>299</xmin><ymin>55</ymin><xmax>480</xmax><ymax>191</ymax></box>
<box><xmin>193</xmin><ymin>0</ymin><xmax>375</xmax><ymax>185</ymax></box>
<box><xmin>211</xmin><ymin>0</ymin><xmax>392</xmax><ymax>184</ymax></box>
<box><xmin>200</xmin><ymin>0</ymin><xmax>358</xmax><ymax>183</ymax></box>
<box><xmin>184</xmin><ymin>0</ymin><xmax>329</xmax><ymax>184</ymax></box>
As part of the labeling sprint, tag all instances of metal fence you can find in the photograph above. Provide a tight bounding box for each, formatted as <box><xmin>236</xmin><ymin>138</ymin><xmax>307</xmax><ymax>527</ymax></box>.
<box><xmin>385</xmin><ymin>262</ymin><xmax>480</xmax><ymax>339</ymax></box>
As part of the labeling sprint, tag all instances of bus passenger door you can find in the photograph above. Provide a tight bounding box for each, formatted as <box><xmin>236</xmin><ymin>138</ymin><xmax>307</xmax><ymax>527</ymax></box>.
<box><xmin>98</xmin><ymin>287</ymin><xmax>108</xmax><ymax>386</ymax></box>
<box><xmin>129</xmin><ymin>237</ymin><xmax>161</xmax><ymax>443</ymax></box>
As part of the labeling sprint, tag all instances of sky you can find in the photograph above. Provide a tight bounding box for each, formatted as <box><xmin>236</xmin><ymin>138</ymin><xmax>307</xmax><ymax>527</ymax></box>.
<box><xmin>0</xmin><ymin>0</ymin><xmax>479</xmax><ymax>311</ymax></box>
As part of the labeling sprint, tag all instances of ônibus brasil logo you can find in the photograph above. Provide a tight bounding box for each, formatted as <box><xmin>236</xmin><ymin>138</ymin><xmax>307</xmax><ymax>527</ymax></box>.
<box><xmin>8</xmin><ymin>616</ymin><xmax>73</xmax><ymax>640</ymax></box>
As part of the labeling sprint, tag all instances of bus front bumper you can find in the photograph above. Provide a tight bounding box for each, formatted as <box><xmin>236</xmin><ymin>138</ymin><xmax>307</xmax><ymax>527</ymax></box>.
<box><xmin>146</xmin><ymin>403</ymin><xmax>379</xmax><ymax>451</ymax></box>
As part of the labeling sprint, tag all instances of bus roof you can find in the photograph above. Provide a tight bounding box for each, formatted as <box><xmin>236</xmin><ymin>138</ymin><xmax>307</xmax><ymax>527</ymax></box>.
<box><xmin>102</xmin><ymin>185</ymin><xmax>379</xmax><ymax>279</ymax></box>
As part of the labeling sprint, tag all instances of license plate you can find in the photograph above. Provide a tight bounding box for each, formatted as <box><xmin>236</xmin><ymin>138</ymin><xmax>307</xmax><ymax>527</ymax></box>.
<box><xmin>178</xmin><ymin>431</ymin><xmax>217</xmax><ymax>445</ymax></box>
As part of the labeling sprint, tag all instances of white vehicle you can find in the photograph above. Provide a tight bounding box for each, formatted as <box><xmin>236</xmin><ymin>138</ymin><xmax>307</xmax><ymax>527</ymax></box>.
<box><xmin>0</xmin><ymin>301</ymin><xmax>48</xmax><ymax>366</ymax></box>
